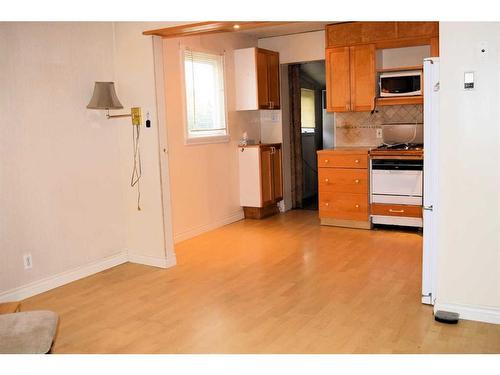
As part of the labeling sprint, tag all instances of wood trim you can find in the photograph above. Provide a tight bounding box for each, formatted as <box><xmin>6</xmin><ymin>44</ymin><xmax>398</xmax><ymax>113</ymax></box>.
<box><xmin>430</xmin><ymin>36</ymin><xmax>440</xmax><ymax>57</ymax></box>
<box><xmin>243</xmin><ymin>205</ymin><xmax>279</xmax><ymax>219</ymax></box>
<box><xmin>377</xmin><ymin>65</ymin><xmax>423</xmax><ymax>73</ymax></box>
<box><xmin>320</xmin><ymin>217</ymin><xmax>372</xmax><ymax>230</ymax></box>
<box><xmin>143</xmin><ymin>22</ymin><xmax>292</xmax><ymax>38</ymax></box>
<box><xmin>376</xmin><ymin>95</ymin><xmax>423</xmax><ymax>106</ymax></box>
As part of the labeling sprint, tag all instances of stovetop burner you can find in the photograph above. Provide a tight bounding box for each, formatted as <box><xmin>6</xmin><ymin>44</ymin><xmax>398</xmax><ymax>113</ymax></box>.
<box><xmin>375</xmin><ymin>143</ymin><xmax>423</xmax><ymax>151</ymax></box>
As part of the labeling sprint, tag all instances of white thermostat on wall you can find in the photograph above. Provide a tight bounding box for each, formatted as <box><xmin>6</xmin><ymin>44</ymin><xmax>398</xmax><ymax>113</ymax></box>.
<box><xmin>464</xmin><ymin>71</ymin><xmax>475</xmax><ymax>90</ymax></box>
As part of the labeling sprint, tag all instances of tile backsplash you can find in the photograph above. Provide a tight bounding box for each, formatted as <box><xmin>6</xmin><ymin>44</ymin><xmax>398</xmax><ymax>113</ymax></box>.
<box><xmin>334</xmin><ymin>104</ymin><xmax>423</xmax><ymax>147</ymax></box>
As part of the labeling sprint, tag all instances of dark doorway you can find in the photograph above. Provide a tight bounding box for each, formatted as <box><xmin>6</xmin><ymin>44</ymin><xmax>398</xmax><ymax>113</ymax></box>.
<box><xmin>288</xmin><ymin>61</ymin><xmax>327</xmax><ymax>210</ymax></box>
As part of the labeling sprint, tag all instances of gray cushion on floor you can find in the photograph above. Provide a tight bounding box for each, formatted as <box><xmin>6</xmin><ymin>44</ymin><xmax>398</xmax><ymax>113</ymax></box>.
<box><xmin>0</xmin><ymin>311</ymin><xmax>58</xmax><ymax>354</ymax></box>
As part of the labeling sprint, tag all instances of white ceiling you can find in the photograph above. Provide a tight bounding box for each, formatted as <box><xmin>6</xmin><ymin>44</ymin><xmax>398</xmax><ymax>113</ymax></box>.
<box><xmin>239</xmin><ymin>22</ymin><xmax>331</xmax><ymax>39</ymax></box>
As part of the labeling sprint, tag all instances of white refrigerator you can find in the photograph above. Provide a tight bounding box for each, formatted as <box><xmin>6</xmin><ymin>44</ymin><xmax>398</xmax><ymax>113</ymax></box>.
<box><xmin>421</xmin><ymin>57</ymin><xmax>440</xmax><ymax>305</ymax></box>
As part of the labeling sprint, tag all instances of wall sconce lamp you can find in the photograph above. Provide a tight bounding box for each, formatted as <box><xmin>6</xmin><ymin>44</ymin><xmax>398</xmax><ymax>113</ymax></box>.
<box><xmin>87</xmin><ymin>81</ymin><xmax>143</xmax><ymax>210</ymax></box>
<box><xmin>87</xmin><ymin>81</ymin><xmax>142</xmax><ymax>125</ymax></box>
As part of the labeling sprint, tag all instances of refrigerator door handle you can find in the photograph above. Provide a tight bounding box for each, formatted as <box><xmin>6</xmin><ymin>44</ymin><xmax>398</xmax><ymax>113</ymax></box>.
<box><xmin>433</xmin><ymin>82</ymin><xmax>440</xmax><ymax>92</ymax></box>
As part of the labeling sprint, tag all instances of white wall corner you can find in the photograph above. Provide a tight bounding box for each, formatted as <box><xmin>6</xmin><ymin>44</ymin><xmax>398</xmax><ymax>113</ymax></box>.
<box><xmin>128</xmin><ymin>252</ymin><xmax>176</xmax><ymax>269</ymax></box>
<box><xmin>434</xmin><ymin>302</ymin><xmax>500</xmax><ymax>325</ymax></box>
<box><xmin>174</xmin><ymin>210</ymin><xmax>244</xmax><ymax>244</ymax></box>
<box><xmin>0</xmin><ymin>251</ymin><xmax>128</xmax><ymax>303</ymax></box>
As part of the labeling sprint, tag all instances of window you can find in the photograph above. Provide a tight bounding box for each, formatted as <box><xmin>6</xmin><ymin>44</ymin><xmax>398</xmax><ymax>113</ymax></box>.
<box><xmin>301</xmin><ymin>88</ymin><xmax>316</xmax><ymax>133</ymax></box>
<box><xmin>183</xmin><ymin>49</ymin><xmax>228</xmax><ymax>143</ymax></box>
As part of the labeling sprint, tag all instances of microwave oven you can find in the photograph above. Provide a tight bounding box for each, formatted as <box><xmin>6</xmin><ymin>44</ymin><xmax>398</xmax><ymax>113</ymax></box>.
<box><xmin>379</xmin><ymin>70</ymin><xmax>422</xmax><ymax>97</ymax></box>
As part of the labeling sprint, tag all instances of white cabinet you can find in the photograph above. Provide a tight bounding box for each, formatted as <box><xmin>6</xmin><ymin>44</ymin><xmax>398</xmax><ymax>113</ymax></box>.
<box><xmin>234</xmin><ymin>47</ymin><xmax>280</xmax><ymax>111</ymax></box>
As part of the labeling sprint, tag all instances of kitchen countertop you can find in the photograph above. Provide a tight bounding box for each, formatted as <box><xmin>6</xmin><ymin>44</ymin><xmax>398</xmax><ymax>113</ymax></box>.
<box><xmin>317</xmin><ymin>147</ymin><xmax>373</xmax><ymax>154</ymax></box>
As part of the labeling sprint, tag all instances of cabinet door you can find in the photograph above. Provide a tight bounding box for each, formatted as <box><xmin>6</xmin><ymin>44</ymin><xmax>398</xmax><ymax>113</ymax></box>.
<box><xmin>256</xmin><ymin>49</ymin><xmax>270</xmax><ymax>109</ymax></box>
<box><xmin>267</xmin><ymin>52</ymin><xmax>280</xmax><ymax>109</ymax></box>
<box><xmin>260</xmin><ymin>146</ymin><xmax>274</xmax><ymax>206</ymax></box>
<box><xmin>272</xmin><ymin>146</ymin><xmax>283</xmax><ymax>202</ymax></box>
<box><xmin>349</xmin><ymin>44</ymin><xmax>376</xmax><ymax>112</ymax></box>
<box><xmin>326</xmin><ymin>47</ymin><xmax>351</xmax><ymax>112</ymax></box>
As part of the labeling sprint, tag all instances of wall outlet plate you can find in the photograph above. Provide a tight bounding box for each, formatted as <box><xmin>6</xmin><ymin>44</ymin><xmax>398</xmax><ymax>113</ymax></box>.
<box><xmin>23</xmin><ymin>253</ymin><xmax>33</xmax><ymax>269</ymax></box>
<box><xmin>376</xmin><ymin>129</ymin><xmax>383</xmax><ymax>139</ymax></box>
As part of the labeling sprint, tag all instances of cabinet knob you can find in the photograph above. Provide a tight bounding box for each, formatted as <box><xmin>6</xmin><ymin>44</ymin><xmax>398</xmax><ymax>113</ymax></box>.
<box><xmin>354</xmin><ymin>159</ymin><xmax>360</xmax><ymax>164</ymax></box>
<box><xmin>325</xmin><ymin>178</ymin><xmax>329</xmax><ymax>183</ymax></box>
<box><xmin>325</xmin><ymin>202</ymin><xmax>329</xmax><ymax>207</ymax></box>
<box><xmin>324</xmin><ymin>159</ymin><xmax>329</xmax><ymax>163</ymax></box>
<box><xmin>355</xmin><ymin>204</ymin><xmax>360</xmax><ymax>208</ymax></box>
<box><xmin>354</xmin><ymin>179</ymin><xmax>360</xmax><ymax>184</ymax></box>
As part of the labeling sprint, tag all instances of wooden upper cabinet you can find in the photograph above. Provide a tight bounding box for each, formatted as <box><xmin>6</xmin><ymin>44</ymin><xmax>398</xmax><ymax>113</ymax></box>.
<box><xmin>360</xmin><ymin>22</ymin><xmax>397</xmax><ymax>43</ymax></box>
<box><xmin>266</xmin><ymin>52</ymin><xmax>280</xmax><ymax>110</ymax></box>
<box><xmin>326</xmin><ymin>21</ymin><xmax>439</xmax><ymax>48</ymax></box>
<box><xmin>234</xmin><ymin>47</ymin><xmax>280</xmax><ymax>111</ymax></box>
<box><xmin>326</xmin><ymin>45</ymin><xmax>375</xmax><ymax>112</ymax></box>
<box><xmin>326</xmin><ymin>47</ymin><xmax>351</xmax><ymax>112</ymax></box>
<box><xmin>256</xmin><ymin>49</ymin><xmax>270</xmax><ymax>109</ymax></box>
<box><xmin>326</xmin><ymin>22</ymin><xmax>362</xmax><ymax>48</ymax></box>
<box><xmin>349</xmin><ymin>44</ymin><xmax>376</xmax><ymax>112</ymax></box>
<box><xmin>396</xmin><ymin>22</ymin><xmax>439</xmax><ymax>39</ymax></box>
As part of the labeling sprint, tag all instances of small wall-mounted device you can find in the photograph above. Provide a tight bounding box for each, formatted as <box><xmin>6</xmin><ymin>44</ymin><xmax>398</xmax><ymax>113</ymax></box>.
<box><xmin>464</xmin><ymin>71</ymin><xmax>475</xmax><ymax>90</ymax></box>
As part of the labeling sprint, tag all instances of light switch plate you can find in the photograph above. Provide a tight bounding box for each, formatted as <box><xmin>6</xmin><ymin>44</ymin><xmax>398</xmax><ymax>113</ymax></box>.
<box><xmin>464</xmin><ymin>71</ymin><xmax>475</xmax><ymax>90</ymax></box>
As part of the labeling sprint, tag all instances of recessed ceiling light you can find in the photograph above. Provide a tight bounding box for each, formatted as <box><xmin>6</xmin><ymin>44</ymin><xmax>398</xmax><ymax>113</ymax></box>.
<box><xmin>233</xmin><ymin>24</ymin><xmax>240</xmax><ymax>30</ymax></box>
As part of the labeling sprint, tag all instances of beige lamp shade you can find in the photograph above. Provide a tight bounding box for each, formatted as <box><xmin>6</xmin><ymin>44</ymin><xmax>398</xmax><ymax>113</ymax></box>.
<box><xmin>87</xmin><ymin>82</ymin><xmax>123</xmax><ymax>110</ymax></box>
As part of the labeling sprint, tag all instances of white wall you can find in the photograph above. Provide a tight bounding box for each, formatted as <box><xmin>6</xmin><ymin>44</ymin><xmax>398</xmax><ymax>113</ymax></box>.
<box><xmin>437</xmin><ymin>22</ymin><xmax>500</xmax><ymax>323</ymax></box>
<box><xmin>163</xmin><ymin>33</ymin><xmax>261</xmax><ymax>243</ymax></box>
<box><xmin>0</xmin><ymin>22</ymin><xmax>128</xmax><ymax>296</ymax></box>
<box><xmin>258</xmin><ymin>31</ymin><xmax>325</xmax><ymax>64</ymax></box>
<box><xmin>0</xmin><ymin>22</ymin><xmax>180</xmax><ymax>299</ymax></box>
<box><xmin>113</xmin><ymin>22</ymin><xmax>179</xmax><ymax>266</ymax></box>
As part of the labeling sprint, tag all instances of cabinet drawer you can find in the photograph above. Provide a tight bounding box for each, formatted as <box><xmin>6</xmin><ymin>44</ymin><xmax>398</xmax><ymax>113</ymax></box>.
<box><xmin>318</xmin><ymin>168</ymin><xmax>368</xmax><ymax>194</ymax></box>
<box><xmin>319</xmin><ymin>192</ymin><xmax>369</xmax><ymax>221</ymax></box>
<box><xmin>371</xmin><ymin>203</ymin><xmax>422</xmax><ymax>218</ymax></box>
<box><xmin>318</xmin><ymin>153</ymin><xmax>368</xmax><ymax>169</ymax></box>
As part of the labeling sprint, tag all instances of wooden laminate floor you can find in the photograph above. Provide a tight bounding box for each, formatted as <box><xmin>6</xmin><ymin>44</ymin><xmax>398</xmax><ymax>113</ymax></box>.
<box><xmin>22</xmin><ymin>210</ymin><xmax>500</xmax><ymax>353</ymax></box>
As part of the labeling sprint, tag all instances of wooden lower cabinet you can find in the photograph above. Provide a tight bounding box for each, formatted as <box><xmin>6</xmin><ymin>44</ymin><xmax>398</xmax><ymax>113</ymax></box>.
<box><xmin>317</xmin><ymin>149</ymin><xmax>371</xmax><ymax>229</ymax></box>
<box><xmin>239</xmin><ymin>143</ymin><xmax>283</xmax><ymax>219</ymax></box>
<box><xmin>371</xmin><ymin>203</ymin><xmax>422</xmax><ymax>218</ymax></box>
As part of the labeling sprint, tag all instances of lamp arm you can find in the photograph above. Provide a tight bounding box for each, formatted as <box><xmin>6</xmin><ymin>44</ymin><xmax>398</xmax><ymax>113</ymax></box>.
<box><xmin>106</xmin><ymin>108</ymin><xmax>132</xmax><ymax>119</ymax></box>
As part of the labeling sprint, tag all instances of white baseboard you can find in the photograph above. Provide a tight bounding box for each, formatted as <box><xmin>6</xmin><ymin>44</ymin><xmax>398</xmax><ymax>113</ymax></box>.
<box><xmin>173</xmin><ymin>210</ymin><xmax>245</xmax><ymax>244</ymax></box>
<box><xmin>0</xmin><ymin>251</ymin><xmax>128</xmax><ymax>303</ymax></box>
<box><xmin>434</xmin><ymin>302</ymin><xmax>500</xmax><ymax>325</ymax></box>
<box><xmin>128</xmin><ymin>253</ymin><xmax>176</xmax><ymax>269</ymax></box>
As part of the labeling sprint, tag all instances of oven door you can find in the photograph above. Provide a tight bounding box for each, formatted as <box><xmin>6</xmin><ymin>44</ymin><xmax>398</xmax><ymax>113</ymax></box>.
<box><xmin>372</xmin><ymin>169</ymin><xmax>423</xmax><ymax>197</ymax></box>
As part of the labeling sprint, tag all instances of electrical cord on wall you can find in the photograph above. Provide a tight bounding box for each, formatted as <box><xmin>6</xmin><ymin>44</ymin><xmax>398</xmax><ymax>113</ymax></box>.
<box><xmin>130</xmin><ymin>124</ymin><xmax>142</xmax><ymax>211</ymax></box>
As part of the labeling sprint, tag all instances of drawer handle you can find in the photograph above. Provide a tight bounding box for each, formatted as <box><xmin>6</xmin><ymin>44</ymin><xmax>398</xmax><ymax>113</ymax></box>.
<box><xmin>354</xmin><ymin>159</ymin><xmax>360</xmax><ymax>164</ymax></box>
<box><xmin>325</xmin><ymin>178</ymin><xmax>329</xmax><ymax>183</ymax></box>
<box><xmin>354</xmin><ymin>179</ymin><xmax>360</xmax><ymax>184</ymax></box>
<box><xmin>355</xmin><ymin>204</ymin><xmax>360</xmax><ymax>208</ymax></box>
<box><xmin>389</xmin><ymin>209</ymin><xmax>405</xmax><ymax>213</ymax></box>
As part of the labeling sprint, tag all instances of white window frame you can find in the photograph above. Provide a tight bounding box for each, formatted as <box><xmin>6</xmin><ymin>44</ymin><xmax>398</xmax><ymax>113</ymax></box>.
<box><xmin>300</xmin><ymin>88</ymin><xmax>316</xmax><ymax>134</ymax></box>
<box><xmin>180</xmin><ymin>46</ymin><xmax>230</xmax><ymax>145</ymax></box>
